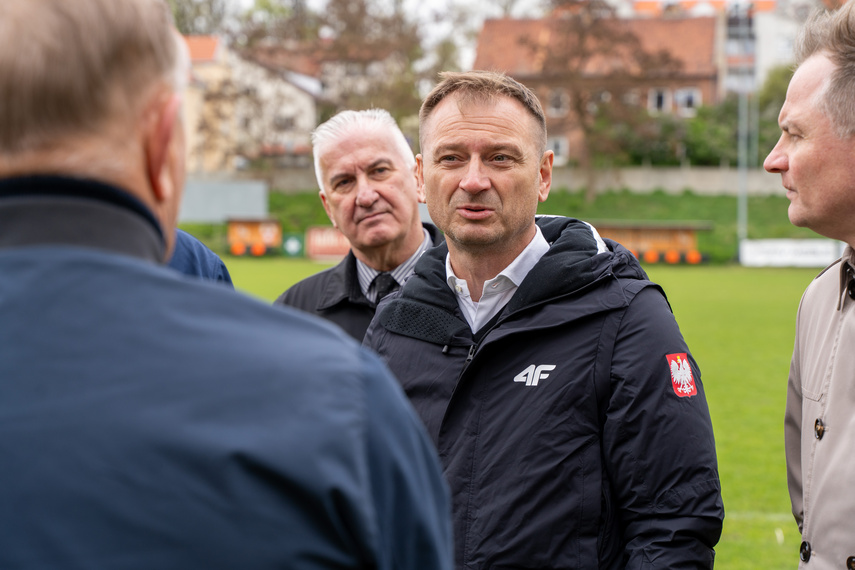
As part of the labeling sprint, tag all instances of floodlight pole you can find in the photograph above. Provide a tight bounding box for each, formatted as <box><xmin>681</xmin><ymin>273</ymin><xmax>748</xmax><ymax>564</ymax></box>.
<box><xmin>736</xmin><ymin>3</ymin><xmax>752</xmax><ymax>251</ymax></box>
<box><xmin>738</xmin><ymin>89</ymin><xmax>749</xmax><ymax>243</ymax></box>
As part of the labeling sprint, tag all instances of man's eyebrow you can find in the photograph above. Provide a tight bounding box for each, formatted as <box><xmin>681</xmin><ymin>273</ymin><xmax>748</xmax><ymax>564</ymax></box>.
<box><xmin>328</xmin><ymin>158</ymin><xmax>395</xmax><ymax>185</ymax></box>
<box><xmin>366</xmin><ymin>158</ymin><xmax>394</xmax><ymax>170</ymax></box>
<box><xmin>328</xmin><ymin>171</ymin><xmax>352</xmax><ymax>185</ymax></box>
<box><xmin>433</xmin><ymin>142</ymin><xmax>525</xmax><ymax>154</ymax></box>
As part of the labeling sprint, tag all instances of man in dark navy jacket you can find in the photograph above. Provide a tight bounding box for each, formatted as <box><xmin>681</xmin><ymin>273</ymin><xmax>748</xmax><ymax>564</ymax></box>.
<box><xmin>275</xmin><ymin>109</ymin><xmax>441</xmax><ymax>340</ymax></box>
<box><xmin>365</xmin><ymin>71</ymin><xmax>723</xmax><ymax>568</ymax></box>
<box><xmin>168</xmin><ymin>229</ymin><xmax>233</xmax><ymax>286</ymax></box>
<box><xmin>0</xmin><ymin>2</ymin><xmax>453</xmax><ymax>569</ymax></box>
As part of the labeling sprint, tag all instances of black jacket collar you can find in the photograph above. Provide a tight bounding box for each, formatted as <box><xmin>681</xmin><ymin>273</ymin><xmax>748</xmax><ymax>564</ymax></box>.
<box><xmin>316</xmin><ymin>222</ymin><xmax>445</xmax><ymax>311</ymax></box>
<box><xmin>380</xmin><ymin>216</ymin><xmax>648</xmax><ymax>346</ymax></box>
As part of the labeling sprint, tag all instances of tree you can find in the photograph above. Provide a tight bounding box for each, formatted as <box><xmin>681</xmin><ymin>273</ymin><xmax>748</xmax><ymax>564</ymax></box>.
<box><xmin>168</xmin><ymin>0</ymin><xmax>228</xmax><ymax>35</ymax></box>
<box><xmin>235</xmin><ymin>0</ymin><xmax>321</xmax><ymax>46</ymax></box>
<box><xmin>597</xmin><ymin>106</ymin><xmax>687</xmax><ymax>167</ymax></box>
<box><xmin>316</xmin><ymin>0</ymin><xmax>425</xmax><ymax>123</ymax></box>
<box><xmin>526</xmin><ymin>0</ymin><xmax>683</xmax><ymax>200</ymax></box>
<box><xmin>236</xmin><ymin>0</ymin><xmax>434</xmax><ymax>130</ymax></box>
<box><xmin>757</xmin><ymin>64</ymin><xmax>795</xmax><ymax>159</ymax></box>
<box><xmin>683</xmin><ymin>96</ymin><xmax>739</xmax><ymax>166</ymax></box>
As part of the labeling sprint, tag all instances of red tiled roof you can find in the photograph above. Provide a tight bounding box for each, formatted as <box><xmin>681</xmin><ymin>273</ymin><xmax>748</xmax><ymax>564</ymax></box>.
<box><xmin>246</xmin><ymin>43</ymin><xmax>322</xmax><ymax>77</ymax></box>
<box><xmin>183</xmin><ymin>35</ymin><xmax>220</xmax><ymax>63</ymax></box>
<box><xmin>473</xmin><ymin>16</ymin><xmax>718</xmax><ymax>79</ymax></box>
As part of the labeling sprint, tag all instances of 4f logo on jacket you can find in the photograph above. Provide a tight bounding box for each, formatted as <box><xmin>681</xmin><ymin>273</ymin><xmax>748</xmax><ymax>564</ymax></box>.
<box><xmin>666</xmin><ymin>353</ymin><xmax>697</xmax><ymax>397</ymax></box>
<box><xmin>514</xmin><ymin>364</ymin><xmax>556</xmax><ymax>386</ymax></box>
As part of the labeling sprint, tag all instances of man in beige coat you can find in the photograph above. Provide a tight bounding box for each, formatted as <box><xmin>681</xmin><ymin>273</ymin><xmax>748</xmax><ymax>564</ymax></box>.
<box><xmin>764</xmin><ymin>3</ymin><xmax>855</xmax><ymax>567</ymax></box>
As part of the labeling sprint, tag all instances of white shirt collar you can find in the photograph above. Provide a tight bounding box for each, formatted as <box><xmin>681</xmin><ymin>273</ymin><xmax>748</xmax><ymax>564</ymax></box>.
<box><xmin>446</xmin><ymin>225</ymin><xmax>550</xmax><ymax>332</ymax></box>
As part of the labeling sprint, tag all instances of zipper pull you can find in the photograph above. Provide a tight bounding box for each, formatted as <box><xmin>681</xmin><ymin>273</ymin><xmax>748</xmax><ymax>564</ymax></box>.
<box><xmin>466</xmin><ymin>344</ymin><xmax>477</xmax><ymax>362</ymax></box>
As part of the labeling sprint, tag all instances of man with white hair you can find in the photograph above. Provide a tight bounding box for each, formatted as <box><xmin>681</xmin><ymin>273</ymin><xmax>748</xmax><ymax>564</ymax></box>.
<box><xmin>0</xmin><ymin>1</ymin><xmax>453</xmax><ymax>568</ymax></box>
<box><xmin>275</xmin><ymin>109</ymin><xmax>442</xmax><ymax>340</ymax></box>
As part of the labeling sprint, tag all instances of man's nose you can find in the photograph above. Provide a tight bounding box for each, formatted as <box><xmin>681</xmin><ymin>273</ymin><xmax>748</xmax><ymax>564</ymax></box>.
<box><xmin>354</xmin><ymin>177</ymin><xmax>379</xmax><ymax>207</ymax></box>
<box><xmin>459</xmin><ymin>158</ymin><xmax>491</xmax><ymax>193</ymax></box>
<box><xmin>764</xmin><ymin>138</ymin><xmax>787</xmax><ymax>174</ymax></box>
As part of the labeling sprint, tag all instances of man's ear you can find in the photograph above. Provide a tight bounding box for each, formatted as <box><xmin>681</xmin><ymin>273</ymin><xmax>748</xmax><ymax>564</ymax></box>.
<box><xmin>538</xmin><ymin>150</ymin><xmax>554</xmax><ymax>203</ymax></box>
<box><xmin>144</xmin><ymin>92</ymin><xmax>182</xmax><ymax>203</ymax></box>
<box><xmin>319</xmin><ymin>191</ymin><xmax>337</xmax><ymax>228</ymax></box>
<box><xmin>415</xmin><ymin>154</ymin><xmax>426</xmax><ymax>204</ymax></box>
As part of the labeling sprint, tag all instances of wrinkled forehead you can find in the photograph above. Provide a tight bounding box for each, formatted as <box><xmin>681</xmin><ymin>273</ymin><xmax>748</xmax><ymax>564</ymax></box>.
<box><xmin>420</xmin><ymin>94</ymin><xmax>543</xmax><ymax>152</ymax></box>
<box><xmin>782</xmin><ymin>54</ymin><xmax>833</xmax><ymax>119</ymax></box>
<box><xmin>319</xmin><ymin>129</ymin><xmax>407</xmax><ymax>177</ymax></box>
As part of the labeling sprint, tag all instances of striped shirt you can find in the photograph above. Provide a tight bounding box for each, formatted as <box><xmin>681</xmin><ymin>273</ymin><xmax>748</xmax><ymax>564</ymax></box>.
<box><xmin>357</xmin><ymin>228</ymin><xmax>433</xmax><ymax>304</ymax></box>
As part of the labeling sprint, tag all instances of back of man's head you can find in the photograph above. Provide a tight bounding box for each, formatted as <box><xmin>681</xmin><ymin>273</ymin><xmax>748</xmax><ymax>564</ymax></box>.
<box><xmin>795</xmin><ymin>1</ymin><xmax>855</xmax><ymax>138</ymax></box>
<box><xmin>0</xmin><ymin>0</ymin><xmax>184</xmax><ymax>157</ymax></box>
<box><xmin>311</xmin><ymin>108</ymin><xmax>415</xmax><ymax>193</ymax></box>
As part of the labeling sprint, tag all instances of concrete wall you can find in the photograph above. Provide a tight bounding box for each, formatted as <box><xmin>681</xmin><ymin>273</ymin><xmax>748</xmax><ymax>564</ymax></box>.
<box><xmin>552</xmin><ymin>166</ymin><xmax>784</xmax><ymax>196</ymax></box>
<box><xmin>260</xmin><ymin>166</ymin><xmax>785</xmax><ymax>196</ymax></box>
<box><xmin>179</xmin><ymin>178</ymin><xmax>268</xmax><ymax>223</ymax></box>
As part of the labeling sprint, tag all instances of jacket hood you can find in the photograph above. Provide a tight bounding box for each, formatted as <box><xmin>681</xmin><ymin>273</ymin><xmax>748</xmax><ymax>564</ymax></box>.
<box><xmin>378</xmin><ymin>216</ymin><xmax>649</xmax><ymax>346</ymax></box>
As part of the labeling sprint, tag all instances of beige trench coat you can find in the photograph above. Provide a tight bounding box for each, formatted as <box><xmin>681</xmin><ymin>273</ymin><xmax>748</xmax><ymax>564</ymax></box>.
<box><xmin>785</xmin><ymin>247</ymin><xmax>855</xmax><ymax>569</ymax></box>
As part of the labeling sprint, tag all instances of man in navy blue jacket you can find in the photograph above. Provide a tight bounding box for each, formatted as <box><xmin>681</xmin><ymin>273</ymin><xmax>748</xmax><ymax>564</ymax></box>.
<box><xmin>365</xmin><ymin>71</ymin><xmax>723</xmax><ymax>568</ymax></box>
<box><xmin>168</xmin><ymin>229</ymin><xmax>233</xmax><ymax>286</ymax></box>
<box><xmin>0</xmin><ymin>2</ymin><xmax>452</xmax><ymax>569</ymax></box>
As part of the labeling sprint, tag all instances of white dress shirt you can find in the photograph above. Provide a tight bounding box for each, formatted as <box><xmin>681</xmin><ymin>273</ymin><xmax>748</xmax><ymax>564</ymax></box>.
<box><xmin>446</xmin><ymin>225</ymin><xmax>550</xmax><ymax>333</ymax></box>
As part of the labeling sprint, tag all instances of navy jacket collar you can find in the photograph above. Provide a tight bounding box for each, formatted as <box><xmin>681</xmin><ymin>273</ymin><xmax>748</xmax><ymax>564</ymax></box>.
<box><xmin>0</xmin><ymin>175</ymin><xmax>166</xmax><ymax>263</ymax></box>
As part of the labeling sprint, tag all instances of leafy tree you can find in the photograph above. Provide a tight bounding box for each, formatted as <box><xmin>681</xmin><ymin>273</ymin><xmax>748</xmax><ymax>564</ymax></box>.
<box><xmin>528</xmin><ymin>0</ymin><xmax>683</xmax><ymax>199</ymax></box>
<box><xmin>168</xmin><ymin>0</ymin><xmax>228</xmax><ymax>35</ymax></box>
<box><xmin>684</xmin><ymin>96</ymin><xmax>739</xmax><ymax>166</ymax></box>
<box><xmin>236</xmin><ymin>0</ymin><xmax>320</xmax><ymax>45</ymax></box>
<box><xmin>594</xmin><ymin>62</ymin><xmax>795</xmax><ymax>169</ymax></box>
<box><xmin>757</xmin><ymin>64</ymin><xmax>795</xmax><ymax>158</ymax></box>
<box><xmin>315</xmin><ymin>0</ymin><xmax>424</xmax><ymax>123</ymax></box>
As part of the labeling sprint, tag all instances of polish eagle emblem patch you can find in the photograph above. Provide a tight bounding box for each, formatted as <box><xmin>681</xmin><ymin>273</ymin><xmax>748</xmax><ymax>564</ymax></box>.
<box><xmin>666</xmin><ymin>353</ymin><xmax>697</xmax><ymax>397</ymax></box>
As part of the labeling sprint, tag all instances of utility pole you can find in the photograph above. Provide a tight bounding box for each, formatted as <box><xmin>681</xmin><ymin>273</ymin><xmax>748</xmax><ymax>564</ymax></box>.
<box><xmin>735</xmin><ymin>2</ymin><xmax>754</xmax><ymax>254</ymax></box>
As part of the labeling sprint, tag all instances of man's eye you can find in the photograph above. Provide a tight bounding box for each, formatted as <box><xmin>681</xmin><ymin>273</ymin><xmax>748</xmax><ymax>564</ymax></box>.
<box><xmin>332</xmin><ymin>179</ymin><xmax>353</xmax><ymax>191</ymax></box>
<box><xmin>493</xmin><ymin>155</ymin><xmax>508</xmax><ymax>162</ymax></box>
<box><xmin>439</xmin><ymin>155</ymin><xmax>458</xmax><ymax>163</ymax></box>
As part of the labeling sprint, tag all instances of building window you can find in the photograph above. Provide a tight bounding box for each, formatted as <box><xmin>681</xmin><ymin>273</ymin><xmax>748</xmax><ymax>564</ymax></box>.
<box><xmin>547</xmin><ymin>89</ymin><xmax>570</xmax><ymax>118</ymax></box>
<box><xmin>648</xmin><ymin>88</ymin><xmax>670</xmax><ymax>114</ymax></box>
<box><xmin>674</xmin><ymin>88</ymin><xmax>701</xmax><ymax>117</ymax></box>
<box><xmin>547</xmin><ymin>136</ymin><xmax>569</xmax><ymax>166</ymax></box>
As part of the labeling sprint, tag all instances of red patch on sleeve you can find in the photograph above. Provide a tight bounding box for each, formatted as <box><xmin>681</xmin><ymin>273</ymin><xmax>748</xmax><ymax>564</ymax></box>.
<box><xmin>666</xmin><ymin>353</ymin><xmax>697</xmax><ymax>397</ymax></box>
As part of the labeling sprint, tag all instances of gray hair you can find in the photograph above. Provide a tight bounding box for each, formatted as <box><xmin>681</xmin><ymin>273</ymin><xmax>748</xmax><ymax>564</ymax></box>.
<box><xmin>0</xmin><ymin>0</ymin><xmax>187</xmax><ymax>154</ymax></box>
<box><xmin>795</xmin><ymin>1</ymin><xmax>855</xmax><ymax>137</ymax></box>
<box><xmin>311</xmin><ymin>109</ymin><xmax>415</xmax><ymax>193</ymax></box>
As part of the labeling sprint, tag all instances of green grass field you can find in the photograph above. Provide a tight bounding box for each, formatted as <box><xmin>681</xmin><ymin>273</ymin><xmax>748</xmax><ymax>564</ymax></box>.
<box><xmin>226</xmin><ymin>257</ymin><xmax>819</xmax><ymax>568</ymax></box>
<box><xmin>646</xmin><ymin>265</ymin><xmax>816</xmax><ymax>568</ymax></box>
